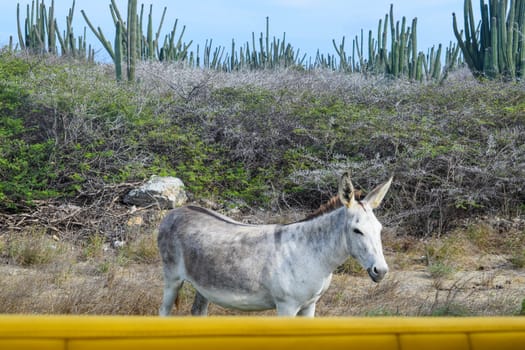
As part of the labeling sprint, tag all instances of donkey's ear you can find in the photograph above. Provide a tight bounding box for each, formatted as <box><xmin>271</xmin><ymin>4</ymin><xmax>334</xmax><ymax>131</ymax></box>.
<box><xmin>363</xmin><ymin>177</ymin><xmax>393</xmax><ymax>209</ymax></box>
<box><xmin>338</xmin><ymin>171</ymin><xmax>356</xmax><ymax>207</ymax></box>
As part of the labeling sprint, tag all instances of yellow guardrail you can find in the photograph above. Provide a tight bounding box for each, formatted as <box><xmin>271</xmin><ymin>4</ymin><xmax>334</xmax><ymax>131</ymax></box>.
<box><xmin>0</xmin><ymin>315</ymin><xmax>524</xmax><ymax>350</ymax></box>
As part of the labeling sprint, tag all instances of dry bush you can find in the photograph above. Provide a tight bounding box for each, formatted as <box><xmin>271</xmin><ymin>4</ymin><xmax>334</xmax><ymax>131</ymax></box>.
<box><xmin>136</xmin><ymin>63</ymin><xmax>525</xmax><ymax>235</ymax></box>
<box><xmin>0</xmin><ymin>228</ymin><xmax>68</xmax><ymax>267</ymax></box>
<box><xmin>53</xmin><ymin>269</ymin><xmax>161</xmax><ymax>315</ymax></box>
<box><xmin>79</xmin><ymin>234</ymin><xmax>107</xmax><ymax>261</ymax></box>
<box><xmin>2</xmin><ymin>57</ymin><xmax>524</xmax><ymax>240</ymax></box>
<box><xmin>117</xmin><ymin>232</ymin><xmax>160</xmax><ymax>265</ymax></box>
<box><xmin>0</xmin><ymin>260</ymin><xmax>162</xmax><ymax>315</ymax></box>
<box><xmin>0</xmin><ymin>274</ymin><xmax>47</xmax><ymax>313</ymax></box>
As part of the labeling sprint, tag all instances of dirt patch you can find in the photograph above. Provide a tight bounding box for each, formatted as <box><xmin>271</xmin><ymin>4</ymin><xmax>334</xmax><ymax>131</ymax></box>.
<box><xmin>1</xmin><ymin>239</ymin><xmax>523</xmax><ymax>317</ymax></box>
<box><xmin>1</xmin><ymin>209</ymin><xmax>524</xmax><ymax>316</ymax></box>
<box><xmin>4</xmin><ymin>262</ymin><xmax>521</xmax><ymax>317</ymax></box>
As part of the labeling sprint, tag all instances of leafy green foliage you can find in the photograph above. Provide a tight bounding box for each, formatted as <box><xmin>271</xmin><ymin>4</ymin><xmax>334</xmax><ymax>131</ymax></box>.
<box><xmin>0</xmin><ymin>54</ymin><xmax>57</xmax><ymax>210</ymax></box>
<box><xmin>0</xmin><ymin>53</ymin><xmax>523</xmax><ymax>237</ymax></box>
<box><xmin>0</xmin><ymin>52</ymin><xmax>30</xmax><ymax>79</ymax></box>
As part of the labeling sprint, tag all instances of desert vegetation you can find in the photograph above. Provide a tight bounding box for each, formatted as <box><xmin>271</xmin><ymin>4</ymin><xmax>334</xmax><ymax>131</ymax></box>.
<box><xmin>10</xmin><ymin>0</ymin><xmax>525</xmax><ymax>82</ymax></box>
<box><xmin>1</xmin><ymin>52</ymin><xmax>523</xmax><ymax>232</ymax></box>
<box><xmin>1</xmin><ymin>209</ymin><xmax>524</xmax><ymax>316</ymax></box>
<box><xmin>0</xmin><ymin>50</ymin><xmax>524</xmax><ymax>315</ymax></box>
<box><xmin>0</xmin><ymin>0</ymin><xmax>524</xmax><ymax>316</ymax></box>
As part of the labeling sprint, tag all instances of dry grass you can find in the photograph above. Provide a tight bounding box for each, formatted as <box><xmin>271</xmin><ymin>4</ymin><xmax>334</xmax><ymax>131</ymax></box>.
<box><xmin>1</xmin><ymin>215</ymin><xmax>524</xmax><ymax>317</ymax></box>
<box><xmin>1</xmin><ymin>228</ymin><xmax>68</xmax><ymax>267</ymax></box>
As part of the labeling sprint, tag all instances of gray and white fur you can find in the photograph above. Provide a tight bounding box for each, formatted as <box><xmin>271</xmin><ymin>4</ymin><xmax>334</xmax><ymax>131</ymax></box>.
<box><xmin>158</xmin><ymin>172</ymin><xmax>392</xmax><ymax>317</ymax></box>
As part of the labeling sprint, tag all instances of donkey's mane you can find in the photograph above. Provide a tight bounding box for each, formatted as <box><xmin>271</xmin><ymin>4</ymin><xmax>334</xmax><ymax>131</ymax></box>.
<box><xmin>185</xmin><ymin>190</ymin><xmax>363</xmax><ymax>227</ymax></box>
<box><xmin>300</xmin><ymin>196</ymin><xmax>342</xmax><ymax>222</ymax></box>
<box><xmin>299</xmin><ymin>190</ymin><xmax>363</xmax><ymax>222</ymax></box>
<box><xmin>186</xmin><ymin>205</ymin><xmax>255</xmax><ymax>227</ymax></box>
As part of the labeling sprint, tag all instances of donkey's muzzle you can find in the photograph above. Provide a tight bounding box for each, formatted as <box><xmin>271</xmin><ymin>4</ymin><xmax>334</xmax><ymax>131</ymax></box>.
<box><xmin>367</xmin><ymin>266</ymin><xmax>388</xmax><ymax>283</ymax></box>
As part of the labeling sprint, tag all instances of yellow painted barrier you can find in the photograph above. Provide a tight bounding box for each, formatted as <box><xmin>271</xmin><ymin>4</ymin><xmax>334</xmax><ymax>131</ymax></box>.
<box><xmin>0</xmin><ymin>315</ymin><xmax>524</xmax><ymax>350</ymax></box>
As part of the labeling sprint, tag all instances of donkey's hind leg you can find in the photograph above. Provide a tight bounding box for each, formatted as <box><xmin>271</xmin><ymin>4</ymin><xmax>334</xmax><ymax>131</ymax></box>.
<box><xmin>159</xmin><ymin>268</ymin><xmax>184</xmax><ymax>316</ymax></box>
<box><xmin>191</xmin><ymin>291</ymin><xmax>209</xmax><ymax>316</ymax></box>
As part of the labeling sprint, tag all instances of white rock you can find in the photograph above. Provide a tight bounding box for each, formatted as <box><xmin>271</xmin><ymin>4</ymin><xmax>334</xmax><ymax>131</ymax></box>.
<box><xmin>123</xmin><ymin>175</ymin><xmax>187</xmax><ymax>209</ymax></box>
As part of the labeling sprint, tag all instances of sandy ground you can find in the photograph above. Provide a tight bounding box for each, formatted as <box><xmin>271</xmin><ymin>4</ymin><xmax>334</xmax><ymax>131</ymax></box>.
<box><xmin>4</xmin><ymin>248</ymin><xmax>522</xmax><ymax>317</ymax></box>
<box><xmin>1</xmin><ymin>212</ymin><xmax>524</xmax><ymax>316</ymax></box>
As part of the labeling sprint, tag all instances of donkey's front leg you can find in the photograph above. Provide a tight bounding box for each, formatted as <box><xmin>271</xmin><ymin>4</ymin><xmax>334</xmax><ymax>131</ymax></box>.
<box><xmin>276</xmin><ymin>302</ymin><xmax>301</xmax><ymax>316</ymax></box>
<box><xmin>297</xmin><ymin>303</ymin><xmax>316</xmax><ymax>317</ymax></box>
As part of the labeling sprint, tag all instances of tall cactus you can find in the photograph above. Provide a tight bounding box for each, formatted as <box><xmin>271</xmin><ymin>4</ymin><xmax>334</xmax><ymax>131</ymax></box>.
<box><xmin>201</xmin><ymin>17</ymin><xmax>305</xmax><ymax>71</ymax></box>
<box><xmin>82</xmin><ymin>0</ymin><xmax>139</xmax><ymax>81</ymax></box>
<box><xmin>333</xmin><ymin>4</ymin><xmax>433</xmax><ymax>80</ymax></box>
<box><xmin>332</xmin><ymin>3</ymin><xmax>460</xmax><ymax>81</ymax></box>
<box><xmin>17</xmin><ymin>0</ymin><xmax>53</xmax><ymax>54</ymax></box>
<box><xmin>114</xmin><ymin>21</ymin><xmax>123</xmax><ymax>81</ymax></box>
<box><xmin>453</xmin><ymin>0</ymin><xmax>525</xmax><ymax>79</ymax></box>
<box><xmin>332</xmin><ymin>36</ymin><xmax>353</xmax><ymax>72</ymax></box>
<box><xmin>159</xmin><ymin>19</ymin><xmax>192</xmax><ymax>62</ymax></box>
<box><xmin>126</xmin><ymin>0</ymin><xmax>137</xmax><ymax>82</ymax></box>
<box><xmin>16</xmin><ymin>0</ymin><xmax>93</xmax><ymax>61</ymax></box>
<box><xmin>82</xmin><ymin>0</ymin><xmax>190</xmax><ymax>81</ymax></box>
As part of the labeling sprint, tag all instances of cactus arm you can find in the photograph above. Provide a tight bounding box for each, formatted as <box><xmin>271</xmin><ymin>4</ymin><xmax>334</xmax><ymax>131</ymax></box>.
<box><xmin>491</xmin><ymin>16</ymin><xmax>499</xmax><ymax>76</ymax></box>
<box><xmin>410</xmin><ymin>18</ymin><xmax>418</xmax><ymax>79</ymax></box>
<box><xmin>332</xmin><ymin>37</ymin><xmax>344</xmax><ymax>70</ymax></box>
<box><xmin>399</xmin><ymin>16</ymin><xmax>407</xmax><ymax>75</ymax></box>
<box><xmin>55</xmin><ymin>21</ymin><xmax>65</xmax><ymax>53</ymax></box>
<box><xmin>389</xmin><ymin>4</ymin><xmax>398</xmax><ymax>76</ymax></box>
<box><xmin>480</xmin><ymin>1</ymin><xmax>490</xmax><ymax>60</ymax></box>
<box><xmin>127</xmin><ymin>0</ymin><xmax>137</xmax><ymax>81</ymax></box>
<box><xmin>47</xmin><ymin>0</ymin><xmax>56</xmax><ymax>53</ymax></box>
<box><xmin>368</xmin><ymin>30</ymin><xmax>374</xmax><ymax>70</ymax></box>
<box><xmin>154</xmin><ymin>7</ymin><xmax>167</xmax><ymax>58</ymax></box>
<box><xmin>453</xmin><ymin>12</ymin><xmax>479</xmax><ymax>73</ymax></box>
<box><xmin>519</xmin><ymin>0</ymin><xmax>525</xmax><ymax>76</ymax></box>
<box><xmin>110</xmin><ymin>0</ymin><xmax>126</xmax><ymax>28</ymax></box>
<box><xmin>431</xmin><ymin>44</ymin><xmax>442</xmax><ymax>79</ymax></box>
<box><xmin>506</xmin><ymin>0</ymin><xmax>516</xmax><ymax>77</ymax></box>
<box><xmin>115</xmin><ymin>21</ymin><xmax>123</xmax><ymax>81</ymax></box>
<box><xmin>17</xmin><ymin>4</ymin><xmax>26</xmax><ymax>50</ymax></box>
<box><xmin>81</xmin><ymin>9</ymin><xmax>115</xmax><ymax>60</ymax></box>
<box><xmin>146</xmin><ymin>5</ymin><xmax>153</xmax><ymax>59</ymax></box>
<box><xmin>467</xmin><ymin>0</ymin><xmax>479</xmax><ymax>55</ymax></box>
<box><xmin>265</xmin><ymin>16</ymin><xmax>270</xmax><ymax>66</ymax></box>
<box><xmin>381</xmin><ymin>14</ymin><xmax>389</xmax><ymax>72</ymax></box>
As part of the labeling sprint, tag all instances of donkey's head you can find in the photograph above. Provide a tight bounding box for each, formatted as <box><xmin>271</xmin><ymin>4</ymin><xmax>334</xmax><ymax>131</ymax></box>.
<box><xmin>338</xmin><ymin>171</ymin><xmax>392</xmax><ymax>283</ymax></box>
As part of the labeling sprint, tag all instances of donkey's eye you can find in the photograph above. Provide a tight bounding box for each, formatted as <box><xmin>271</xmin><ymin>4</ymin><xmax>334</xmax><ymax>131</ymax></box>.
<box><xmin>353</xmin><ymin>228</ymin><xmax>364</xmax><ymax>235</ymax></box>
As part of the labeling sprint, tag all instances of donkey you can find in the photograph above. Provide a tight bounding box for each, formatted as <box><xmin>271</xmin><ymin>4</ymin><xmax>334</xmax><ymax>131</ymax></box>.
<box><xmin>157</xmin><ymin>172</ymin><xmax>392</xmax><ymax>317</ymax></box>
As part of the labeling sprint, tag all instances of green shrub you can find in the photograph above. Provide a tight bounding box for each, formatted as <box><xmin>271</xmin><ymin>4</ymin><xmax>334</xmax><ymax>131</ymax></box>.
<box><xmin>0</xmin><ymin>56</ymin><xmax>58</xmax><ymax>209</ymax></box>
<box><xmin>80</xmin><ymin>234</ymin><xmax>106</xmax><ymax>261</ymax></box>
<box><xmin>428</xmin><ymin>262</ymin><xmax>455</xmax><ymax>279</ymax></box>
<box><xmin>1</xmin><ymin>55</ymin><xmax>524</xmax><ymax>239</ymax></box>
<box><xmin>509</xmin><ymin>249</ymin><xmax>525</xmax><ymax>268</ymax></box>
<box><xmin>0</xmin><ymin>52</ymin><xmax>31</xmax><ymax>80</ymax></box>
<box><xmin>335</xmin><ymin>257</ymin><xmax>365</xmax><ymax>275</ymax></box>
<box><xmin>430</xmin><ymin>304</ymin><xmax>470</xmax><ymax>317</ymax></box>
